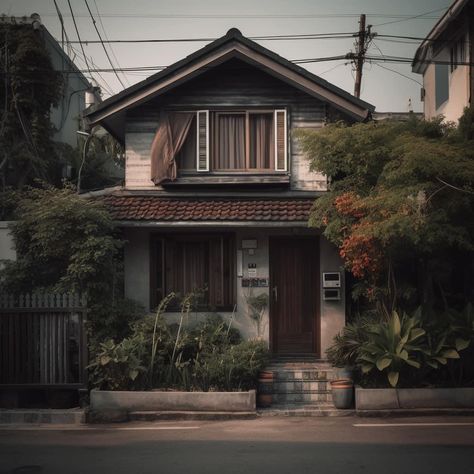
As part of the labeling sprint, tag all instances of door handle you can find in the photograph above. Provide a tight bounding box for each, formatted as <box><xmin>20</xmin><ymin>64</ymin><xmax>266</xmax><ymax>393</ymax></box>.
<box><xmin>272</xmin><ymin>286</ymin><xmax>278</xmax><ymax>302</ymax></box>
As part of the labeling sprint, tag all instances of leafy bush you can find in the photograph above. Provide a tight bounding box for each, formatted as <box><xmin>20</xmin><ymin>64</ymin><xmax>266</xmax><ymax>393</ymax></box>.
<box><xmin>88</xmin><ymin>294</ymin><xmax>270</xmax><ymax>392</ymax></box>
<box><xmin>358</xmin><ymin>310</ymin><xmax>424</xmax><ymax>387</ymax></box>
<box><xmin>327</xmin><ymin>304</ymin><xmax>474</xmax><ymax>388</ymax></box>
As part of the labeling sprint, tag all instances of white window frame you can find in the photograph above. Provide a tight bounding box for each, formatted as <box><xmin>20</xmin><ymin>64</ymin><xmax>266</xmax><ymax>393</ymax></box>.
<box><xmin>196</xmin><ymin>110</ymin><xmax>209</xmax><ymax>172</ymax></box>
<box><xmin>274</xmin><ymin>109</ymin><xmax>287</xmax><ymax>172</ymax></box>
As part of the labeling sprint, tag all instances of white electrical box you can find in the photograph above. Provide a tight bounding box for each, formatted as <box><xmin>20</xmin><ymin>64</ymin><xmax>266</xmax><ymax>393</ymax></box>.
<box><xmin>322</xmin><ymin>272</ymin><xmax>341</xmax><ymax>288</ymax></box>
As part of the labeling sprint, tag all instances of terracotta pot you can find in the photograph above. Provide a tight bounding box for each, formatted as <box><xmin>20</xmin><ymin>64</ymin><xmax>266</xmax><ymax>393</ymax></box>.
<box><xmin>330</xmin><ymin>379</ymin><xmax>354</xmax><ymax>409</ymax></box>
<box><xmin>257</xmin><ymin>370</ymin><xmax>273</xmax><ymax>408</ymax></box>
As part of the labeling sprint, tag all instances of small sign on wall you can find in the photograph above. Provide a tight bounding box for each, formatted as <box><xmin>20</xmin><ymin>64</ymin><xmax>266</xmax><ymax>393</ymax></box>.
<box><xmin>248</xmin><ymin>263</ymin><xmax>257</xmax><ymax>278</ymax></box>
<box><xmin>242</xmin><ymin>278</ymin><xmax>269</xmax><ymax>288</ymax></box>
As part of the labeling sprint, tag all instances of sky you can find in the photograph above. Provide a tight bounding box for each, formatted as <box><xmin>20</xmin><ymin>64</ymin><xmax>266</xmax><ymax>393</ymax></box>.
<box><xmin>2</xmin><ymin>0</ymin><xmax>453</xmax><ymax>112</ymax></box>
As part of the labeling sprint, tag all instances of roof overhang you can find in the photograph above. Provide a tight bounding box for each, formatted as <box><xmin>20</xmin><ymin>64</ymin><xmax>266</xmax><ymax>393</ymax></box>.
<box><xmin>84</xmin><ymin>29</ymin><xmax>374</xmax><ymax>143</ymax></box>
<box><xmin>412</xmin><ymin>0</ymin><xmax>469</xmax><ymax>74</ymax></box>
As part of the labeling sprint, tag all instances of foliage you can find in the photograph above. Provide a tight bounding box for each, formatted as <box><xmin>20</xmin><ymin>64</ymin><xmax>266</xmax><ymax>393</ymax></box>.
<box><xmin>87</xmin><ymin>337</ymin><xmax>148</xmax><ymax>391</ymax></box>
<box><xmin>327</xmin><ymin>304</ymin><xmax>474</xmax><ymax>387</ymax></box>
<box><xmin>245</xmin><ymin>291</ymin><xmax>269</xmax><ymax>338</ymax></box>
<box><xmin>358</xmin><ymin>310</ymin><xmax>425</xmax><ymax>387</ymax></box>
<box><xmin>88</xmin><ymin>293</ymin><xmax>270</xmax><ymax>392</ymax></box>
<box><xmin>295</xmin><ymin>112</ymin><xmax>474</xmax><ymax>309</ymax></box>
<box><xmin>0</xmin><ymin>23</ymin><xmax>63</xmax><ymax>189</ymax></box>
<box><xmin>325</xmin><ymin>314</ymin><xmax>373</xmax><ymax>368</ymax></box>
<box><xmin>0</xmin><ymin>185</ymin><xmax>122</xmax><ymax>297</ymax></box>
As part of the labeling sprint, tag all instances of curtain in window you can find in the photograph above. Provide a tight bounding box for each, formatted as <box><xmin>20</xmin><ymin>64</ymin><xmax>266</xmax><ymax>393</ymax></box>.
<box><xmin>249</xmin><ymin>113</ymin><xmax>274</xmax><ymax>169</ymax></box>
<box><xmin>150</xmin><ymin>111</ymin><xmax>194</xmax><ymax>184</ymax></box>
<box><xmin>216</xmin><ymin>114</ymin><xmax>246</xmax><ymax>169</ymax></box>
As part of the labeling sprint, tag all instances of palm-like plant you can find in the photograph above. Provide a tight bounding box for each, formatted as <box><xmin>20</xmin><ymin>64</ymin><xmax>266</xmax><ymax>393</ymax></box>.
<box><xmin>358</xmin><ymin>310</ymin><xmax>425</xmax><ymax>387</ymax></box>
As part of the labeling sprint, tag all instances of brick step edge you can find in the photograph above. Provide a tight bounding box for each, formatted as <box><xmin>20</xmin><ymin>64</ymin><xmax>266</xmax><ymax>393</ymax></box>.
<box><xmin>271</xmin><ymin>390</ymin><xmax>332</xmax><ymax>395</ymax></box>
<box><xmin>0</xmin><ymin>409</ymin><xmax>85</xmax><ymax>425</ymax></box>
<box><xmin>272</xmin><ymin>378</ymin><xmax>332</xmax><ymax>383</ymax></box>
<box><xmin>129</xmin><ymin>411</ymin><xmax>257</xmax><ymax>421</ymax></box>
<box><xmin>258</xmin><ymin>408</ymin><xmax>355</xmax><ymax>417</ymax></box>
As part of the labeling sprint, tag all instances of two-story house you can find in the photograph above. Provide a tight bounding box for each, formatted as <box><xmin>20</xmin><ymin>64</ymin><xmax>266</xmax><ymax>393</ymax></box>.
<box><xmin>84</xmin><ymin>28</ymin><xmax>374</xmax><ymax>358</ymax></box>
<box><xmin>412</xmin><ymin>0</ymin><xmax>474</xmax><ymax>122</ymax></box>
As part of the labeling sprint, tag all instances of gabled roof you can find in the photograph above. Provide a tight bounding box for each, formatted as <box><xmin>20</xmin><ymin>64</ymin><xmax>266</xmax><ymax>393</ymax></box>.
<box><xmin>84</xmin><ymin>28</ymin><xmax>374</xmax><ymax>141</ymax></box>
<box><xmin>412</xmin><ymin>0</ymin><xmax>470</xmax><ymax>74</ymax></box>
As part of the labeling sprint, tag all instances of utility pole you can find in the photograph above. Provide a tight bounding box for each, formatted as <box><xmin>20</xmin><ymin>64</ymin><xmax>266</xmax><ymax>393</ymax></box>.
<box><xmin>353</xmin><ymin>14</ymin><xmax>366</xmax><ymax>98</ymax></box>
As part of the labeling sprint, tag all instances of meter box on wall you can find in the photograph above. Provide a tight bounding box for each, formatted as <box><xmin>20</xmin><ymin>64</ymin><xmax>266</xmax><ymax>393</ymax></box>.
<box><xmin>322</xmin><ymin>272</ymin><xmax>341</xmax><ymax>300</ymax></box>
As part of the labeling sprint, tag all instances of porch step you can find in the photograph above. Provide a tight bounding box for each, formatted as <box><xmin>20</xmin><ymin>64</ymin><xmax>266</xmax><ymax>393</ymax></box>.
<box><xmin>273</xmin><ymin>392</ymin><xmax>332</xmax><ymax>403</ymax></box>
<box><xmin>260</xmin><ymin>360</ymin><xmax>339</xmax><ymax>411</ymax></box>
<box><xmin>259</xmin><ymin>403</ymin><xmax>354</xmax><ymax>417</ymax></box>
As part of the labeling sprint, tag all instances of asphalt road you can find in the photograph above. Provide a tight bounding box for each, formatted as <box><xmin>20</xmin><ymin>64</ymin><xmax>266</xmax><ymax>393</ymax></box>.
<box><xmin>1</xmin><ymin>416</ymin><xmax>474</xmax><ymax>474</ymax></box>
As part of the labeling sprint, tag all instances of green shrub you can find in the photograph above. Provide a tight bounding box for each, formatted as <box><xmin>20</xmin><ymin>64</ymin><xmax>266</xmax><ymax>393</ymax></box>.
<box><xmin>88</xmin><ymin>294</ymin><xmax>270</xmax><ymax>392</ymax></box>
<box><xmin>327</xmin><ymin>304</ymin><xmax>474</xmax><ymax>388</ymax></box>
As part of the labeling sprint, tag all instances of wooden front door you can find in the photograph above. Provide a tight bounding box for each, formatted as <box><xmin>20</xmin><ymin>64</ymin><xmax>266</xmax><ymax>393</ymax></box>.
<box><xmin>269</xmin><ymin>237</ymin><xmax>320</xmax><ymax>356</ymax></box>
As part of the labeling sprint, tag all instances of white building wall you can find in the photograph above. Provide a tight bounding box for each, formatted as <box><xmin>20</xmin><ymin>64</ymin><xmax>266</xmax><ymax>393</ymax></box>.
<box><xmin>122</xmin><ymin>227</ymin><xmax>345</xmax><ymax>356</ymax></box>
<box><xmin>0</xmin><ymin>222</ymin><xmax>16</xmax><ymax>267</ymax></box>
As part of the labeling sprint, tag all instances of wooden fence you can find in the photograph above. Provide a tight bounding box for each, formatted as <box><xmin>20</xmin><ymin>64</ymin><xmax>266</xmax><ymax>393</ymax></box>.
<box><xmin>0</xmin><ymin>293</ymin><xmax>87</xmax><ymax>387</ymax></box>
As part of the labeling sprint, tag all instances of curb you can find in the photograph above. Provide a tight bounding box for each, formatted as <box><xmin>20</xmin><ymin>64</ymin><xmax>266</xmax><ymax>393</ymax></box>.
<box><xmin>356</xmin><ymin>408</ymin><xmax>474</xmax><ymax>417</ymax></box>
<box><xmin>0</xmin><ymin>408</ymin><xmax>86</xmax><ymax>425</ymax></box>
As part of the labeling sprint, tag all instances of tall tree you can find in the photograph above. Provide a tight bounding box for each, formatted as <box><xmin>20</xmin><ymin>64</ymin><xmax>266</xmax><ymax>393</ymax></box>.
<box><xmin>0</xmin><ymin>23</ymin><xmax>62</xmax><ymax>189</ymax></box>
<box><xmin>296</xmin><ymin>112</ymin><xmax>474</xmax><ymax>310</ymax></box>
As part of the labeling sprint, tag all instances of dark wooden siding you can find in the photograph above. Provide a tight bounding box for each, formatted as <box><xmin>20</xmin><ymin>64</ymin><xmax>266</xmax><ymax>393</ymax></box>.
<box><xmin>125</xmin><ymin>59</ymin><xmax>331</xmax><ymax>190</ymax></box>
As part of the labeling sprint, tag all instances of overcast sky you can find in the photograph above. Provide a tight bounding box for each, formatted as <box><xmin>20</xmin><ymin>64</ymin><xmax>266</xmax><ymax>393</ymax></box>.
<box><xmin>3</xmin><ymin>0</ymin><xmax>452</xmax><ymax>112</ymax></box>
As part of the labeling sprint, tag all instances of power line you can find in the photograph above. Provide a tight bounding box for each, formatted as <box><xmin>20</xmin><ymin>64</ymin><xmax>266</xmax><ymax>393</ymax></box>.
<box><xmin>83</xmin><ymin>0</ymin><xmax>127</xmax><ymax>89</ymax></box>
<box><xmin>66</xmin><ymin>0</ymin><xmax>92</xmax><ymax>78</ymax></box>
<box><xmin>373</xmin><ymin>5</ymin><xmax>449</xmax><ymax>27</ymax></box>
<box><xmin>39</xmin><ymin>12</ymin><xmax>445</xmax><ymax>19</ymax></box>
<box><xmin>61</xmin><ymin>32</ymin><xmax>358</xmax><ymax>44</ymax></box>
<box><xmin>373</xmin><ymin>63</ymin><xmax>423</xmax><ymax>86</ymax></box>
<box><xmin>92</xmin><ymin>0</ymin><xmax>130</xmax><ymax>86</ymax></box>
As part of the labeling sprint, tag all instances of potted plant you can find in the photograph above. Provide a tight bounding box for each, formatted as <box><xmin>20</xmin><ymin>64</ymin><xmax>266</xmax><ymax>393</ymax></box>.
<box><xmin>330</xmin><ymin>379</ymin><xmax>354</xmax><ymax>409</ymax></box>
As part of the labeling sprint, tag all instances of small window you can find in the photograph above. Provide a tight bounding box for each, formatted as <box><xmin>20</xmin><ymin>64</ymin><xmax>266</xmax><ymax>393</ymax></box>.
<box><xmin>174</xmin><ymin>109</ymin><xmax>287</xmax><ymax>174</ymax></box>
<box><xmin>450</xmin><ymin>36</ymin><xmax>466</xmax><ymax>73</ymax></box>
<box><xmin>150</xmin><ymin>234</ymin><xmax>235</xmax><ymax>310</ymax></box>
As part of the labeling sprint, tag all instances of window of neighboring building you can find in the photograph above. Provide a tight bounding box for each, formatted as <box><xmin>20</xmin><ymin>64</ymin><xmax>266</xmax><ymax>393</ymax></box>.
<box><xmin>450</xmin><ymin>35</ymin><xmax>466</xmax><ymax>72</ymax></box>
<box><xmin>435</xmin><ymin>63</ymin><xmax>449</xmax><ymax>109</ymax></box>
<box><xmin>174</xmin><ymin>109</ymin><xmax>287</xmax><ymax>173</ymax></box>
<box><xmin>150</xmin><ymin>234</ymin><xmax>235</xmax><ymax>310</ymax></box>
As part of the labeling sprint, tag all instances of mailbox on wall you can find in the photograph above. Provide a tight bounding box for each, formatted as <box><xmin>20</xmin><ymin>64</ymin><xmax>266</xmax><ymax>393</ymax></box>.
<box><xmin>322</xmin><ymin>272</ymin><xmax>341</xmax><ymax>301</ymax></box>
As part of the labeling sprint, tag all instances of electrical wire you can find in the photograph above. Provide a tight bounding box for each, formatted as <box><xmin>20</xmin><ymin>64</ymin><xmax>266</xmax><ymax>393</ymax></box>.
<box><xmin>92</xmin><ymin>0</ymin><xmax>130</xmax><ymax>86</ymax></box>
<box><xmin>83</xmin><ymin>0</ymin><xmax>127</xmax><ymax>89</ymax></box>
<box><xmin>372</xmin><ymin>62</ymin><xmax>423</xmax><ymax>86</ymax></box>
<box><xmin>372</xmin><ymin>5</ymin><xmax>449</xmax><ymax>27</ymax></box>
<box><xmin>66</xmin><ymin>0</ymin><xmax>92</xmax><ymax>78</ymax></box>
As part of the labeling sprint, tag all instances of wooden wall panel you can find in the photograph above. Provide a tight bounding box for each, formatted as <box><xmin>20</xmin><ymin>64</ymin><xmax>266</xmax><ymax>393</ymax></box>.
<box><xmin>125</xmin><ymin>60</ymin><xmax>330</xmax><ymax>190</ymax></box>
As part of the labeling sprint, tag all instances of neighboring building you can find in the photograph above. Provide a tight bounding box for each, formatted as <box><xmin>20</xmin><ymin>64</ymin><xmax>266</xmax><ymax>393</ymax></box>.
<box><xmin>0</xmin><ymin>14</ymin><xmax>101</xmax><ymax>147</ymax></box>
<box><xmin>84</xmin><ymin>28</ymin><xmax>375</xmax><ymax>357</ymax></box>
<box><xmin>412</xmin><ymin>0</ymin><xmax>474</xmax><ymax>121</ymax></box>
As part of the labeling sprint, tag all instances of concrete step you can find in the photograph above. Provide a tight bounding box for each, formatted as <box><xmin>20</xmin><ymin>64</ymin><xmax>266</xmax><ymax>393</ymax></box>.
<box><xmin>259</xmin><ymin>403</ymin><xmax>354</xmax><ymax>417</ymax></box>
<box><xmin>0</xmin><ymin>408</ymin><xmax>85</xmax><ymax>425</ymax></box>
<box><xmin>271</xmin><ymin>370</ymin><xmax>335</xmax><ymax>382</ymax></box>
<box><xmin>129</xmin><ymin>411</ymin><xmax>257</xmax><ymax>421</ymax></box>
<box><xmin>272</xmin><ymin>392</ymin><xmax>332</xmax><ymax>403</ymax></box>
<box><xmin>272</xmin><ymin>381</ymin><xmax>330</xmax><ymax>392</ymax></box>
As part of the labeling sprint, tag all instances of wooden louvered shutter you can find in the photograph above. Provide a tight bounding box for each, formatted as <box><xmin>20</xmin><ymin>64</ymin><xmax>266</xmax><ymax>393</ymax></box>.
<box><xmin>274</xmin><ymin>109</ymin><xmax>287</xmax><ymax>171</ymax></box>
<box><xmin>196</xmin><ymin>110</ymin><xmax>209</xmax><ymax>171</ymax></box>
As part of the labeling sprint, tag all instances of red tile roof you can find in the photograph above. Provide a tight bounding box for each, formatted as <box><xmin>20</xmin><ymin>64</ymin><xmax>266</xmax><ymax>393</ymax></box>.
<box><xmin>103</xmin><ymin>195</ymin><xmax>314</xmax><ymax>222</ymax></box>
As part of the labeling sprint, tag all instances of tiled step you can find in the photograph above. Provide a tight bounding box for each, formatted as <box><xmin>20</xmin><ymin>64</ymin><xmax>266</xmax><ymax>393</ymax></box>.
<box><xmin>272</xmin><ymin>381</ymin><xmax>330</xmax><ymax>392</ymax></box>
<box><xmin>259</xmin><ymin>403</ymin><xmax>354</xmax><ymax>417</ymax></box>
<box><xmin>272</xmin><ymin>370</ymin><xmax>335</xmax><ymax>382</ymax></box>
<box><xmin>272</xmin><ymin>392</ymin><xmax>332</xmax><ymax>403</ymax></box>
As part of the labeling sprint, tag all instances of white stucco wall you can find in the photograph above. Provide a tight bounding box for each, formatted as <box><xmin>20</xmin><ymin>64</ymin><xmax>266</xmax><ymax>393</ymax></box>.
<box><xmin>122</xmin><ymin>226</ymin><xmax>345</xmax><ymax>357</ymax></box>
<box><xmin>0</xmin><ymin>222</ymin><xmax>16</xmax><ymax>266</ymax></box>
